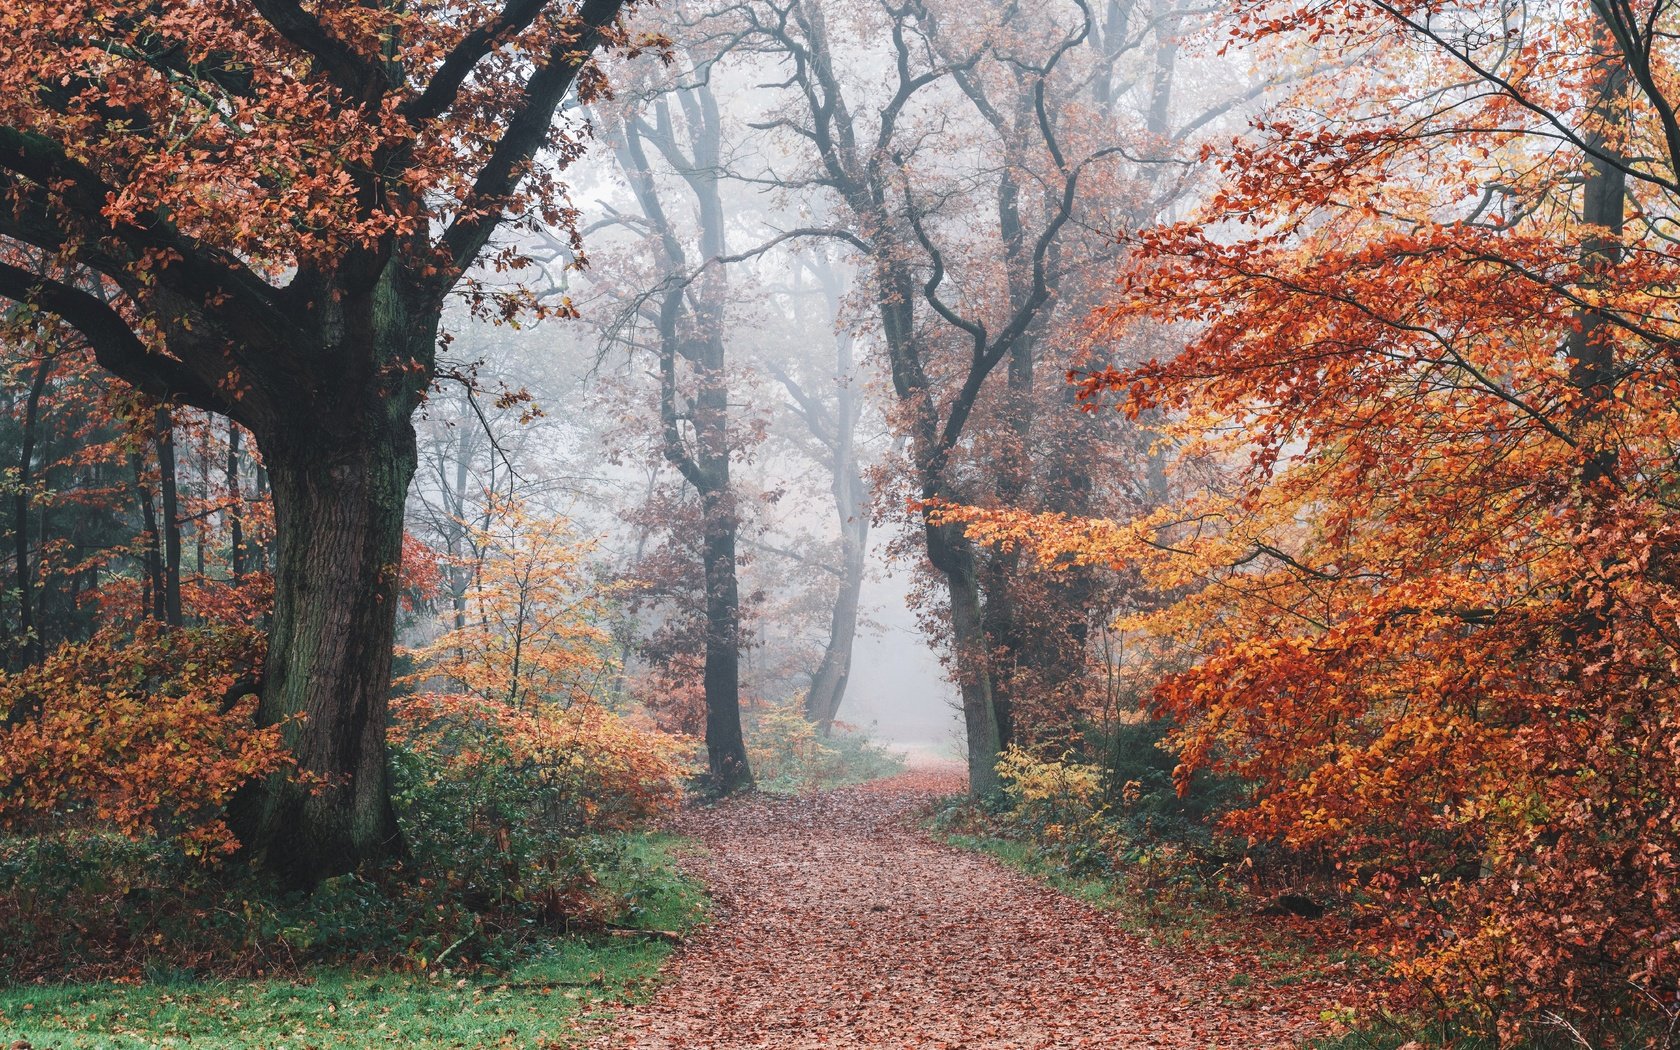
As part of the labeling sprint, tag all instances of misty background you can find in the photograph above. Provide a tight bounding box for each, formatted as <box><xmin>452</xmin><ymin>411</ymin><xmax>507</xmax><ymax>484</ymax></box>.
<box><xmin>392</xmin><ymin>0</ymin><xmax>1270</xmax><ymax>760</ymax></box>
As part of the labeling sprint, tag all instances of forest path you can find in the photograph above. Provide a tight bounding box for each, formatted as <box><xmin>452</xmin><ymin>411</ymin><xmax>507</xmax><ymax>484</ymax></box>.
<box><xmin>593</xmin><ymin>765</ymin><xmax>1324</xmax><ymax>1049</ymax></box>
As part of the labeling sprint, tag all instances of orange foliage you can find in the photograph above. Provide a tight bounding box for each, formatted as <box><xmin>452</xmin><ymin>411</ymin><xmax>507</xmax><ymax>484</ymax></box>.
<box><xmin>397</xmin><ymin>495</ymin><xmax>691</xmax><ymax>825</ymax></box>
<box><xmin>0</xmin><ymin>624</ymin><xmax>292</xmax><ymax>857</ymax></box>
<box><xmin>391</xmin><ymin>691</ymin><xmax>688</xmax><ymax>830</ymax></box>
<box><xmin>630</xmin><ymin>650</ymin><xmax>709</xmax><ymax>737</ymax></box>
<box><xmin>944</xmin><ymin>2</ymin><xmax>1680</xmax><ymax>1035</ymax></box>
<box><xmin>402</xmin><ymin>497</ymin><xmax>615</xmax><ymax>707</ymax></box>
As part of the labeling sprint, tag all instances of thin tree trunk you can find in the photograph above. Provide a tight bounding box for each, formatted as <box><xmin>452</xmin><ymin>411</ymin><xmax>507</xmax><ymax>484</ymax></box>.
<box><xmin>451</xmin><ymin>432</ymin><xmax>471</xmax><ymax>633</ymax></box>
<box><xmin>253</xmin><ymin>459</ymin><xmax>270</xmax><ymax>575</ymax></box>
<box><xmin>130</xmin><ymin>449</ymin><xmax>164</xmax><ymax>622</ymax></box>
<box><xmin>227</xmin><ymin>421</ymin><xmax>244</xmax><ymax>580</ymax></box>
<box><xmin>155</xmin><ymin>407</ymin><xmax>183</xmax><ymax>627</ymax></box>
<box><xmin>800</xmin><ymin>283</ymin><xmax>870</xmax><ymax>734</ymax></box>
<box><xmin>11</xmin><ymin>354</ymin><xmax>50</xmax><ymax>669</ymax></box>
<box><xmin>197</xmin><ymin>425</ymin><xmax>208</xmax><ymax>577</ymax></box>
<box><xmin>805</xmin><ymin>517</ymin><xmax>866</xmax><ymax>732</ymax></box>
<box><xmin>1563</xmin><ymin>36</ymin><xmax>1628</xmax><ymax>672</ymax></box>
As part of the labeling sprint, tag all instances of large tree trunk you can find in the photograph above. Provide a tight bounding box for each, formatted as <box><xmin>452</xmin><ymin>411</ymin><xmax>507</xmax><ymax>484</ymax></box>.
<box><xmin>948</xmin><ymin>560</ymin><xmax>1003</xmax><ymax>796</ymax></box>
<box><xmin>230</xmin><ymin>411</ymin><xmax>416</xmax><ymax>888</ymax></box>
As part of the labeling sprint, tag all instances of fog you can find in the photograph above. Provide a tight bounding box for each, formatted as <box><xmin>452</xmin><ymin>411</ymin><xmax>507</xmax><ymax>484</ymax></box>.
<box><xmin>400</xmin><ymin>0</ymin><xmax>1267</xmax><ymax>765</ymax></box>
<box><xmin>833</xmin><ymin>543</ymin><xmax>961</xmax><ymax>755</ymax></box>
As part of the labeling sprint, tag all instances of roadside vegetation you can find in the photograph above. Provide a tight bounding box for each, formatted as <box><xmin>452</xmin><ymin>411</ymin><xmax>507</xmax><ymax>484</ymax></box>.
<box><xmin>936</xmin><ymin>721</ymin><xmax>1678</xmax><ymax>1048</ymax></box>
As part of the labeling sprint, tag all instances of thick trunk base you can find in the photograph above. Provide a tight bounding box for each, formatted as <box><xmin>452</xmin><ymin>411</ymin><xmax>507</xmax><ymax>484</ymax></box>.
<box><xmin>230</xmin><ymin>421</ymin><xmax>416</xmax><ymax>888</ymax></box>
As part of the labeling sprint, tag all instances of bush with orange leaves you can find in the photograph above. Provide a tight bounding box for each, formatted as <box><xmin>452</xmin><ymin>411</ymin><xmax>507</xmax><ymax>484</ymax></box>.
<box><xmin>0</xmin><ymin>623</ymin><xmax>290</xmax><ymax>858</ymax></box>
<box><xmin>391</xmin><ymin>499</ymin><xmax>691</xmax><ymax>921</ymax></box>
<box><xmin>392</xmin><ymin>692</ymin><xmax>688</xmax><ymax>831</ymax></box>
<box><xmin>388</xmin><ymin>694</ymin><xmax>689</xmax><ymax>923</ymax></box>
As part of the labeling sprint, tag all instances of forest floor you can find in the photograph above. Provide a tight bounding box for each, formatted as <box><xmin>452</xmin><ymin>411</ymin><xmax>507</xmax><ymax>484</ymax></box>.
<box><xmin>591</xmin><ymin>765</ymin><xmax>1345</xmax><ymax>1049</ymax></box>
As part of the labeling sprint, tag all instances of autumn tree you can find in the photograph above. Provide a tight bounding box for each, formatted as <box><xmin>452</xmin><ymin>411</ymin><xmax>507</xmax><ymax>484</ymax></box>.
<box><xmin>0</xmin><ymin>0</ymin><xmax>640</xmax><ymax>884</ymax></box>
<box><xmin>760</xmin><ymin>251</ymin><xmax>875</xmax><ymax>732</ymax></box>
<box><xmin>405</xmin><ymin>495</ymin><xmax>615</xmax><ymax>708</ymax></box>
<box><xmin>953</xmin><ymin>0</ymin><xmax>1680</xmax><ymax>1033</ymax></box>
<box><xmin>594</xmin><ymin>51</ymin><xmax>759</xmax><ymax>792</ymax></box>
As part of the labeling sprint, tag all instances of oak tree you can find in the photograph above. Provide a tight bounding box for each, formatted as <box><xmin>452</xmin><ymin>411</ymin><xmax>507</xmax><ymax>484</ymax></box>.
<box><xmin>0</xmin><ymin>0</ymin><xmax>637</xmax><ymax>884</ymax></box>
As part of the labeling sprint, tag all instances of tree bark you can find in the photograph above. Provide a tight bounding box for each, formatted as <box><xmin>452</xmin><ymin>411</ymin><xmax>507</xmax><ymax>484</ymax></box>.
<box><xmin>798</xmin><ymin>269</ymin><xmax>870</xmax><ymax>734</ymax></box>
<box><xmin>1561</xmin><ymin>33</ymin><xmax>1628</xmax><ymax>679</ymax></box>
<box><xmin>130</xmin><ymin>449</ymin><xmax>164</xmax><ymax>622</ymax></box>
<box><xmin>613</xmin><ymin>78</ymin><xmax>755</xmax><ymax>794</ymax></box>
<box><xmin>230</xmin><ymin>413</ymin><xmax>416</xmax><ymax>887</ymax></box>
<box><xmin>929</xmin><ymin>522</ymin><xmax>1003</xmax><ymax>795</ymax></box>
<box><xmin>805</xmin><ymin>515</ymin><xmax>866</xmax><ymax>732</ymax></box>
<box><xmin>701</xmin><ymin>486</ymin><xmax>751</xmax><ymax>793</ymax></box>
<box><xmin>226</xmin><ymin>421</ymin><xmax>244</xmax><ymax>580</ymax></box>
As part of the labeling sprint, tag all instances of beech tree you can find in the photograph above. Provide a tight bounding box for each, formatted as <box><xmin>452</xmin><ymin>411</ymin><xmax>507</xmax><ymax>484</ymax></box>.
<box><xmin>0</xmin><ymin>0</ymin><xmax>637</xmax><ymax>885</ymax></box>
<box><xmin>948</xmin><ymin>0</ymin><xmax>1680</xmax><ymax>1033</ymax></box>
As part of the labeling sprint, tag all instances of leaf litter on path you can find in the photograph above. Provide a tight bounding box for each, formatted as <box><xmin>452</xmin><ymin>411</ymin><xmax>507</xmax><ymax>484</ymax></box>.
<box><xmin>595</xmin><ymin>765</ymin><xmax>1331</xmax><ymax>1049</ymax></box>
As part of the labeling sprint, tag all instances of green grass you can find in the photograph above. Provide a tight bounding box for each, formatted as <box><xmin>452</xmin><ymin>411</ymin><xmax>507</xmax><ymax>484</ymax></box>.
<box><xmin>937</xmin><ymin>827</ymin><xmax>1383</xmax><ymax>1001</ymax></box>
<box><xmin>1308</xmin><ymin>1020</ymin><xmax>1499</xmax><ymax>1050</ymax></box>
<box><xmin>0</xmin><ymin>833</ymin><xmax>707</xmax><ymax>1050</ymax></box>
<box><xmin>939</xmin><ymin>831</ymin><xmax>1172</xmax><ymax>936</ymax></box>
<box><xmin>599</xmin><ymin>832</ymin><xmax>709</xmax><ymax>935</ymax></box>
<box><xmin>1309</xmin><ymin>1016</ymin><xmax>1671</xmax><ymax>1050</ymax></box>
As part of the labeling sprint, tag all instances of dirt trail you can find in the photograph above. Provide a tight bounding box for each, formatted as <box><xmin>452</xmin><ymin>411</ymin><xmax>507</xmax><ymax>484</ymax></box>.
<box><xmin>596</xmin><ymin>766</ymin><xmax>1323</xmax><ymax>1049</ymax></box>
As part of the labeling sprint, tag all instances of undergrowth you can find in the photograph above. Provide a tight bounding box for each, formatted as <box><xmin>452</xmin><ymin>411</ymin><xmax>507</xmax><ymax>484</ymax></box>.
<box><xmin>933</xmin><ymin>728</ymin><xmax>1678</xmax><ymax>1049</ymax></box>
<box><xmin>745</xmin><ymin>698</ymin><xmax>905</xmax><ymax>793</ymax></box>
<box><xmin>0</xmin><ymin>833</ymin><xmax>705</xmax><ymax>1049</ymax></box>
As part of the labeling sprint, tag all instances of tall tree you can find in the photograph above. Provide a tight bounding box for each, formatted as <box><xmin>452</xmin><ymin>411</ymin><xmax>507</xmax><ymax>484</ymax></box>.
<box><xmin>725</xmin><ymin>0</ymin><xmax>1231</xmax><ymax>790</ymax></box>
<box><xmin>601</xmin><ymin>59</ymin><xmax>755</xmax><ymax>792</ymax></box>
<box><xmin>769</xmin><ymin>254</ymin><xmax>872</xmax><ymax>732</ymax></box>
<box><xmin>0</xmin><ymin>0</ymin><xmax>637</xmax><ymax>885</ymax></box>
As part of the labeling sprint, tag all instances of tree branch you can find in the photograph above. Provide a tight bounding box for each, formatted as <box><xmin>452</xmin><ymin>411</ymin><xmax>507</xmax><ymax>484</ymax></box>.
<box><xmin>438</xmin><ymin>0</ymin><xmax>629</xmax><ymax>280</ymax></box>
<box><xmin>0</xmin><ymin>262</ymin><xmax>231</xmax><ymax>416</ymax></box>
<box><xmin>404</xmin><ymin>0</ymin><xmax>553</xmax><ymax>122</ymax></box>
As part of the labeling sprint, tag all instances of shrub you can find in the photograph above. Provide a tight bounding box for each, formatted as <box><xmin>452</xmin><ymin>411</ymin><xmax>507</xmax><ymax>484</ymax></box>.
<box><xmin>745</xmin><ymin>697</ymin><xmax>905</xmax><ymax>792</ymax></box>
<box><xmin>391</xmin><ymin>691</ymin><xmax>690</xmax><ymax>928</ymax></box>
<box><xmin>0</xmin><ymin>623</ymin><xmax>292</xmax><ymax>857</ymax></box>
<box><xmin>993</xmin><ymin>746</ymin><xmax>1116</xmax><ymax>876</ymax></box>
<box><xmin>1087</xmin><ymin>715</ymin><xmax>1242</xmax><ymax>851</ymax></box>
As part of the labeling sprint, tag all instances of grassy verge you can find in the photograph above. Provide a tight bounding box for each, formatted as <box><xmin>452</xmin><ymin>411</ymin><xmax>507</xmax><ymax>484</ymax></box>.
<box><xmin>940</xmin><ymin>830</ymin><xmax>1363</xmax><ymax>969</ymax></box>
<box><xmin>0</xmin><ymin>833</ymin><xmax>706</xmax><ymax>1050</ymax></box>
<box><xmin>941</xmin><ymin>830</ymin><xmax>1674</xmax><ymax>1049</ymax></box>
